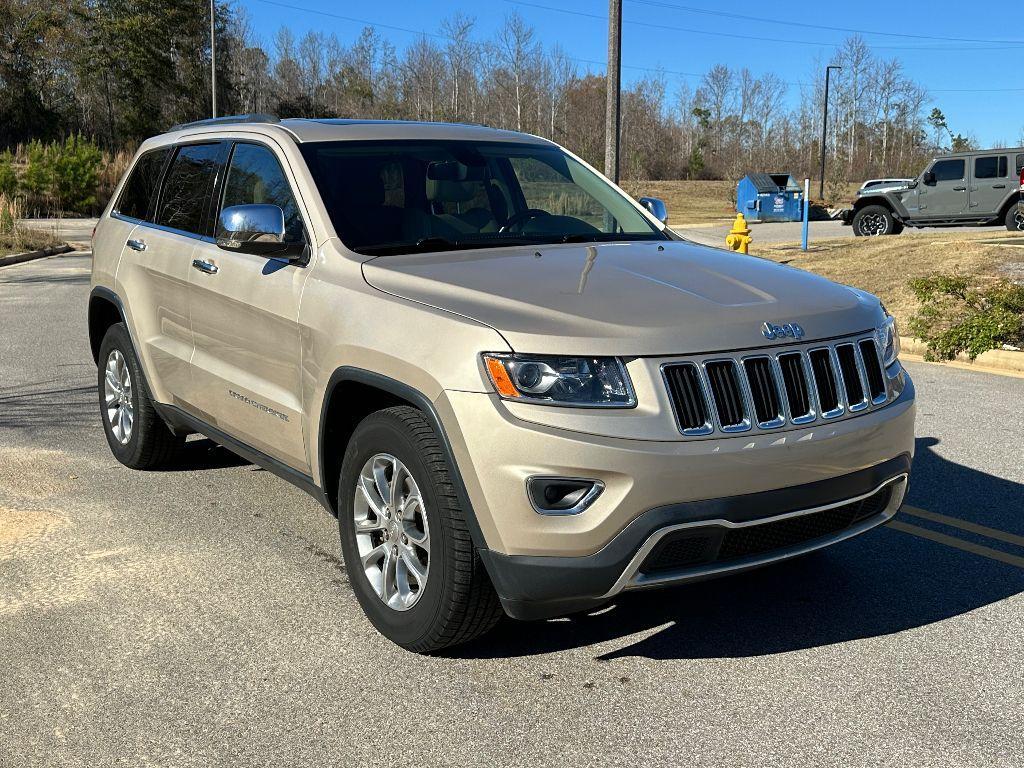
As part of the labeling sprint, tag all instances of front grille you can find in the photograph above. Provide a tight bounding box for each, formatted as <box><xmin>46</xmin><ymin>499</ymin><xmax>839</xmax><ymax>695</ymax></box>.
<box><xmin>859</xmin><ymin>339</ymin><xmax>886</xmax><ymax>401</ymax></box>
<box><xmin>743</xmin><ymin>357</ymin><xmax>782</xmax><ymax>426</ymax></box>
<box><xmin>778</xmin><ymin>352</ymin><xmax>811</xmax><ymax>419</ymax></box>
<box><xmin>836</xmin><ymin>344</ymin><xmax>865</xmax><ymax>408</ymax></box>
<box><xmin>809</xmin><ymin>349</ymin><xmax>840</xmax><ymax>413</ymax></box>
<box><xmin>639</xmin><ymin>484</ymin><xmax>893</xmax><ymax>574</ymax></box>
<box><xmin>663</xmin><ymin>363</ymin><xmax>710</xmax><ymax>433</ymax></box>
<box><xmin>705</xmin><ymin>360</ymin><xmax>746</xmax><ymax>428</ymax></box>
<box><xmin>662</xmin><ymin>333</ymin><xmax>892</xmax><ymax>436</ymax></box>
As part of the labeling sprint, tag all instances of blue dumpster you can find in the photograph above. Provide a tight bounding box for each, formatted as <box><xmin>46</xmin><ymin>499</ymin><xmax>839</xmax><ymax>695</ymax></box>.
<box><xmin>736</xmin><ymin>173</ymin><xmax>804</xmax><ymax>222</ymax></box>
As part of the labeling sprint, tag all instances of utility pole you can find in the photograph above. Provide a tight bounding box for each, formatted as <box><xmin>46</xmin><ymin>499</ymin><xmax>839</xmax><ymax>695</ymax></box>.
<box><xmin>604</xmin><ymin>0</ymin><xmax>622</xmax><ymax>183</ymax></box>
<box><xmin>210</xmin><ymin>0</ymin><xmax>217</xmax><ymax>118</ymax></box>
<box><xmin>818</xmin><ymin>64</ymin><xmax>841</xmax><ymax>200</ymax></box>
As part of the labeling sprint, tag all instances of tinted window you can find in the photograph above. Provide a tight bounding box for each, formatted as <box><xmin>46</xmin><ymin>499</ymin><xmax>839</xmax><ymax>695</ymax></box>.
<box><xmin>115</xmin><ymin>148</ymin><xmax>169</xmax><ymax>221</ymax></box>
<box><xmin>300</xmin><ymin>140</ymin><xmax>663</xmax><ymax>255</ymax></box>
<box><xmin>974</xmin><ymin>156</ymin><xmax>1005</xmax><ymax>179</ymax></box>
<box><xmin>932</xmin><ymin>159</ymin><xmax>965</xmax><ymax>182</ymax></box>
<box><xmin>1016</xmin><ymin>154</ymin><xmax>1024</xmax><ymax>174</ymax></box>
<box><xmin>155</xmin><ymin>143</ymin><xmax>223</xmax><ymax>235</ymax></box>
<box><xmin>221</xmin><ymin>144</ymin><xmax>304</xmax><ymax>243</ymax></box>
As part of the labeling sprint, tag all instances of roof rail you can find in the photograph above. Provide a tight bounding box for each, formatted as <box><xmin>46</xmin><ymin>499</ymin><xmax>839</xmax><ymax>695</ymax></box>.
<box><xmin>170</xmin><ymin>113</ymin><xmax>280</xmax><ymax>132</ymax></box>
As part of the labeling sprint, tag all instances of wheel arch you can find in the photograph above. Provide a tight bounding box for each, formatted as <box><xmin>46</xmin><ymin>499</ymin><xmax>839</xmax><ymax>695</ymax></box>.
<box><xmin>853</xmin><ymin>195</ymin><xmax>896</xmax><ymax>214</ymax></box>
<box><xmin>996</xmin><ymin>191</ymin><xmax>1022</xmax><ymax>221</ymax></box>
<box><xmin>317</xmin><ymin>367</ymin><xmax>489</xmax><ymax>550</ymax></box>
<box><xmin>88</xmin><ymin>286</ymin><xmax>127</xmax><ymax>364</ymax></box>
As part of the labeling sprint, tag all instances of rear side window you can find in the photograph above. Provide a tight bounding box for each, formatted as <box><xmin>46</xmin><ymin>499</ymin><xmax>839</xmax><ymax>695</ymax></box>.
<box><xmin>932</xmin><ymin>159</ymin><xmax>965</xmax><ymax>182</ymax></box>
<box><xmin>115</xmin><ymin>148</ymin><xmax>169</xmax><ymax>221</ymax></box>
<box><xmin>220</xmin><ymin>143</ymin><xmax>304</xmax><ymax>243</ymax></box>
<box><xmin>975</xmin><ymin>156</ymin><xmax>1007</xmax><ymax>179</ymax></box>
<box><xmin>155</xmin><ymin>143</ymin><xmax>223</xmax><ymax>236</ymax></box>
<box><xmin>1016</xmin><ymin>154</ymin><xmax>1024</xmax><ymax>175</ymax></box>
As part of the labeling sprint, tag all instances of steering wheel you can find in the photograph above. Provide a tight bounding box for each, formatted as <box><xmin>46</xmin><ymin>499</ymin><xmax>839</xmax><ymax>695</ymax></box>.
<box><xmin>499</xmin><ymin>208</ymin><xmax>551</xmax><ymax>233</ymax></box>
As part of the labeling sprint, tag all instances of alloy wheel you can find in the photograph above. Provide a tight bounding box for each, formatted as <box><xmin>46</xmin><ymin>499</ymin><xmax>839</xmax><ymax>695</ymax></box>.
<box><xmin>103</xmin><ymin>349</ymin><xmax>134</xmax><ymax>445</ymax></box>
<box><xmin>858</xmin><ymin>212</ymin><xmax>888</xmax><ymax>236</ymax></box>
<box><xmin>353</xmin><ymin>453</ymin><xmax>430</xmax><ymax>611</ymax></box>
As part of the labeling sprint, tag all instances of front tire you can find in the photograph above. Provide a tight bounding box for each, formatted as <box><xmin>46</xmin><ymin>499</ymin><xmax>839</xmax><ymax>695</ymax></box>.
<box><xmin>97</xmin><ymin>323</ymin><xmax>185</xmax><ymax>469</ymax></box>
<box><xmin>338</xmin><ymin>406</ymin><xmax>503</xmax><ymax>652</ymax></box>
<box><xmin>1006</xmin><ymin>205</ymin><xmax>1024</xmax><ymax>232</ymax></box>
<box><xmin>853</xmin><ymin>205</ymin><xmax>899</xmax><ymax>236</ymax></box>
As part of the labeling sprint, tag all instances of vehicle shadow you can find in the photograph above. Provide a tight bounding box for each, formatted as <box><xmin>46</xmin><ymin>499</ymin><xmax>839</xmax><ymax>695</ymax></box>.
<box><xmin>452</xmin><ymin>437</ymin><xmax>1024</xmax><ymax>660</ymax></box>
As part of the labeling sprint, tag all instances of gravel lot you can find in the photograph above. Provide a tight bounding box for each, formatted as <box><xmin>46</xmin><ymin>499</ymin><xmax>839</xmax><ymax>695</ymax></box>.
<box><xmin>2</xmin><ymin>252</ymin><xmax>1023</xmax><ymax>767</ymax></box>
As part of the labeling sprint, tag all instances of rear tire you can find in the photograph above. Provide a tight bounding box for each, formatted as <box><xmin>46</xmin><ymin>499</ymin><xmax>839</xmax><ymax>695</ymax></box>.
<box><xmin>1006</xmin><ymin>205</ymin><xmax>1024</xmax><ymax>232</ymax></box>
<box><xmin>338</xmin><ymin>406</ymin><xmax>503</xmax><ymax>653</ymax></box>
<box><xmin>97</xmin><ymin>323</ymin><xmax>185</xmax><ymax>469</ymax></box>
<box><xmin>853</xmin><ymin>205</ymin><xmax>899</xmax><ymax>237</ymax></box>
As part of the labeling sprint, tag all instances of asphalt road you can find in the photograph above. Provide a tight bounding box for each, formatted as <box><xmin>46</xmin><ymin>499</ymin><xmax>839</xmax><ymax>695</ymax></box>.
<box><xmin>3</xmin><ymin>252</ymin><xmax>1023</xmax><ymax>767</ymax></box>
<box><xmin>676</xmin><ymin>218</ymin><xmax>1009</xmax><ymax>247</ymax></box>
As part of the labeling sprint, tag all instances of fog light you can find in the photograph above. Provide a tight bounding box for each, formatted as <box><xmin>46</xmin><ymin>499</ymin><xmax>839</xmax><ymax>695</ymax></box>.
<box><xmin>527</xmin><ymin>477</ymin><xmax>604</xmax><ymax>515</ymax></box>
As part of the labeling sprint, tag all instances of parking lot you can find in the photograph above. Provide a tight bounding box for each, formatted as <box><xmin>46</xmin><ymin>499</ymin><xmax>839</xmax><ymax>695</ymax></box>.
<box><xmin>2</xmin><ymin>252</ymin><xmax>1023</xmax><ymax>767</ymax></box>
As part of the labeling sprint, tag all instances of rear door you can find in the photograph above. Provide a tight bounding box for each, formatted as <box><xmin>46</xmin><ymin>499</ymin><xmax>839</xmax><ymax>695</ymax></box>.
<box><xmin>969</xmin><ymin>154</ymin><xmax>1009</xmax><ymax>217</ymax></box>
<box><xmin>918</xmin><ymin>158</ymin><xmax>968</xmax><ymax>218</ymax></box>
<box><xmin>186</xmin><ymin>140</ymin><xmax>312</xmax><ymax>472</ymax></box>
<box><xmin>111</xmin><ymin>144</ymin><xmax>219</xmax><ymax>406</ymax></box>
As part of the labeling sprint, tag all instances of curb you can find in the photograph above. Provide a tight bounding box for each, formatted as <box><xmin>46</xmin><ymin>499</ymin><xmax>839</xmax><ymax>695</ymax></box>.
<box><xmin>900</xmin><ymin>336</ymin><xmax>1024</xmax><ymax>377</ymax></box>
<box><xmin>0</xmin><ymin>244</ymin><xmax>74</xmax><ymax>268</ymax></box>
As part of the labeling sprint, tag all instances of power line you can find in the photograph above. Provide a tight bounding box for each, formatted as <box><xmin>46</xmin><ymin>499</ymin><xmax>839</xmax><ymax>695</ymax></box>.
<box><xmin>247</xmin><ymin>0</ymin><xmax>1024</xmax><ymax>94</ymax></box>
<box><xmin>628</xmin><ymin>0</ymin><xmax>1024</xmax><ymax>47</ymax></box>
<box><xmin>249</xmin><ymin>0</ymin><xmax>705</xmax><ymax>79</ymax></box>
<box><xmin>503</xmin><ymin>0</ymin><xmax>1024</xmax><ymax>52</ymax></box>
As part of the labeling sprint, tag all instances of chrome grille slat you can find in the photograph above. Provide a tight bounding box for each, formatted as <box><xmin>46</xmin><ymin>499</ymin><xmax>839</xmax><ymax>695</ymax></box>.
<box><xmin>662</xmin><ymin>334</ymin><xmax>892</xmax><ymax>437</ymax></box>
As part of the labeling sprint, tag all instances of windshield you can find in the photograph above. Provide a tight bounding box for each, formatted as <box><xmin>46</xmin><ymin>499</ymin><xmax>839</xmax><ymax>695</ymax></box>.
<box><xmin>299</xmin><ymin>139</ymin><xmax>667</xmax><ymax>255</ymax></box>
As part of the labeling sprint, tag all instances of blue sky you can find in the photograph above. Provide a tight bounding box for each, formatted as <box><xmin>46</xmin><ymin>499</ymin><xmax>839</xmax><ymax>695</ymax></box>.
<box><xmin>239</xmin><ymin>0</ymin><xmax>1024</xmax><ymax>148</ymax></box>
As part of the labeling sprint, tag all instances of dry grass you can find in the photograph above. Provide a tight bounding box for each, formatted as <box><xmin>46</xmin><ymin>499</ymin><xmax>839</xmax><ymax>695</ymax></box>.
<box><xmin>624</xmin><ymin>180</ymin><xmax>737</xmax><ymax>226</ymax></box>
<box><xmin>0</xmin><ymin>194</ymin><xmax>61</xmax><ymax>256</ymax></box>
<box><xmin>755</xmin><ymin>230</ymin><xmax>1024</xmax><ymax>328</ymax></box>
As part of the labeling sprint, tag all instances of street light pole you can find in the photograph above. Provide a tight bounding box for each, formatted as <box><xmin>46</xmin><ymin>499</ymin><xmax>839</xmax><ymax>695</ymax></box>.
<box><xmin>604</xmin><ymin>0</ymin><xmax>622</xmax><ymax>184</ymax></box>
<box><xmin>818</xmin><ymin>64</ymin><xmax>841</xmax><ymax>200</ymax></box>
<box><xmin>210</xmin><ymin>0</ymin><xmax>217</xmax><ymax>118</ymax></box>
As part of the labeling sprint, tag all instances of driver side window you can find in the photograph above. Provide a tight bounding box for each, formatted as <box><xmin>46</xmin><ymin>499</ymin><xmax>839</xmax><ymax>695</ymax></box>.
<box><xmin>221</xmin><ymin>143</ymin><xmax>305</xmax><ymax>243</ymax></box>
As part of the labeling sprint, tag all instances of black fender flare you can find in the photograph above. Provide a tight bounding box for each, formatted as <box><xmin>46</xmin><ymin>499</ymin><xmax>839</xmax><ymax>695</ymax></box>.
<box><xmin>88</xmin><ymin>286</ymin><xmax>129</xmax><ymax>363</ymax></box>
<box><xmin>318</xmin><ymin>367</ymin><xmax>490</xmax><ymax>550</ymax></box>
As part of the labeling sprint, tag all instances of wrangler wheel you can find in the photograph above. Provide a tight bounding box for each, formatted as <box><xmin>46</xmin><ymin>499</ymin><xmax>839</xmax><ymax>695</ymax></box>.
<box><xmin>853</xmin><ymin>205</ymin><xmax>898</xmax><ymax>237</ymax></box>
<box><xmin>1006</xmin><ymin>206</ymin><xmax>1024</xmax><ymax>232</ymax></box>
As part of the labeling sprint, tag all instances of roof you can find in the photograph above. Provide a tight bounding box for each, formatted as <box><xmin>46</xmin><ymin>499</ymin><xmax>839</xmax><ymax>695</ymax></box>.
<box><xmin>935</xmin><ymin>146</ymin><xmax>1024</xmax><ymax>158</ymax></box>
<box><xmin>157</xmin><ymin>116</ymin><xmax>554</xmax><ymax>146</ymax></box>
<box><xmin>740</xmin><ymin>172</ymin><xmax>789</xmax><ymax>194</ymax></box>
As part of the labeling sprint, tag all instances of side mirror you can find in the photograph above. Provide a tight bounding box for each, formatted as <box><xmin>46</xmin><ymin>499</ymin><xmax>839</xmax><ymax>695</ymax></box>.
<box><xmin>639</xmin><ymin>196</ymin><xmax>668</xmax><ymax>224</ymax></box>
<box><xmin>216</xmin><ymin>204</ymin><xmax>303</xmax><ymax>259</ymax></box>
<box><xmin>922</xmin><ymin>171</ymin><xmax>936</xmax><ymax>186</ymax></box>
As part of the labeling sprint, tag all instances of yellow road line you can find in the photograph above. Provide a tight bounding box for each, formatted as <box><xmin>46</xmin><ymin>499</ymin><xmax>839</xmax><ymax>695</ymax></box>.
<box><xmin>900</xmin><ymin>505</ymin><xmax>1024</xmax><ymax>548</ymax></box>
<box><xmin>887</xmin><ymin>520</ymin><xmax>1024</xmax><ymax>569</ymax></box>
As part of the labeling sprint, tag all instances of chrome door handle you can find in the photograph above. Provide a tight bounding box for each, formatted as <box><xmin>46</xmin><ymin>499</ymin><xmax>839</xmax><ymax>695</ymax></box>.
<box><xmin>191</xmin><ymin>259</ymin><xmax>219</xmax><ymax>275</ymax></box>
<box><xmin>953</xmin><ymin>186</ymin><xmax>967</xmax><ymax>191</ymax></box>
<box><xmin>126</xmin><ymin>239</ymin><xmax>147</xmax><ymax>252</ymax></box>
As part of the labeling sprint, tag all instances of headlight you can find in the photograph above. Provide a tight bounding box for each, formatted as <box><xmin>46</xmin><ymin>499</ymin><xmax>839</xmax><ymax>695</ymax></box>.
<box><xmin>482</xmin><ymin>354</ymin><xmax>636</xmax><ymax>407</ymax></box>
<box><xmin>877</xmin><ymin>315</ymin><xmax>900</xmax><ymax>367</ymax></box>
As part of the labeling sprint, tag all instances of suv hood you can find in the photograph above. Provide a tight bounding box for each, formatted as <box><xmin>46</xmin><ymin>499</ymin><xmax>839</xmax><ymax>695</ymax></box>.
<box><xmin>362</xmin><ymin>240</ymin><xmax>884</xmax><ymax>356</ymax></box>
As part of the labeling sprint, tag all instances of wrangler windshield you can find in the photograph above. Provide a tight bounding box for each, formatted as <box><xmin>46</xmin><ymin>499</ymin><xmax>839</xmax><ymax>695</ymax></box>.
<box><xmin>300</xmin><ymin>140</ymin><xmax>667</xmax><ymax>255</ymax></box>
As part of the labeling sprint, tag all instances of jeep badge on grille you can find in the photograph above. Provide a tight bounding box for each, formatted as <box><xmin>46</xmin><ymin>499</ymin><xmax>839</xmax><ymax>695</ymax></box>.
<box><xmin>762</xmin><ymin>321</ymin><xmax>805</xmax><ymax>340</ymax></box>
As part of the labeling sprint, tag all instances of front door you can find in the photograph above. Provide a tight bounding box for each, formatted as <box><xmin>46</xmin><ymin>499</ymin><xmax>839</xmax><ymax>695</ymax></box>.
<box><xmin>969</xmin><ymin>154</ymin><xmax>1009</xmax><ymax>217</ymax></box>
<box><xmin>187</xmin><ymin>140</ymin><xmax>312</xmax><ymax>472</ymax></box>
<box><xmin>917</xmin><ymin>157</ymin><xmax>968</xmax><ymax>219</ymax></box>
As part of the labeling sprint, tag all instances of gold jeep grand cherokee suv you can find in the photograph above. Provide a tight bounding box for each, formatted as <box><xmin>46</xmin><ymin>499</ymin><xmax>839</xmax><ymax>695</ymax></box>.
<box><xmin>89</xmin><ymin>115</ymin><xmax>915</xmax><ymax>652</ymax></box>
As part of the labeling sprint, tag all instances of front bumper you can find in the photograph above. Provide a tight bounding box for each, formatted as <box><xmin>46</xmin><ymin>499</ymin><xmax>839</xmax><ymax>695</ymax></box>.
<box><xmin>437</xmin><ymin>370</ymin><xmax>915</xmax><ymax>620</ymax></box>
<box><xmin>480</xmin><ymin>461</ymin><xmax>908</xmax><ymax>619</ymax></box>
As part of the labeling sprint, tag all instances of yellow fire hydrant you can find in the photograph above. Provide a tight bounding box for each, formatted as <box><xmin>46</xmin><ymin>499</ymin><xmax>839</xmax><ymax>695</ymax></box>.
<box><xmin>725</xmin><ymin>213</ymin><xmax>752</xmax><ymax>254</ymax></box>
